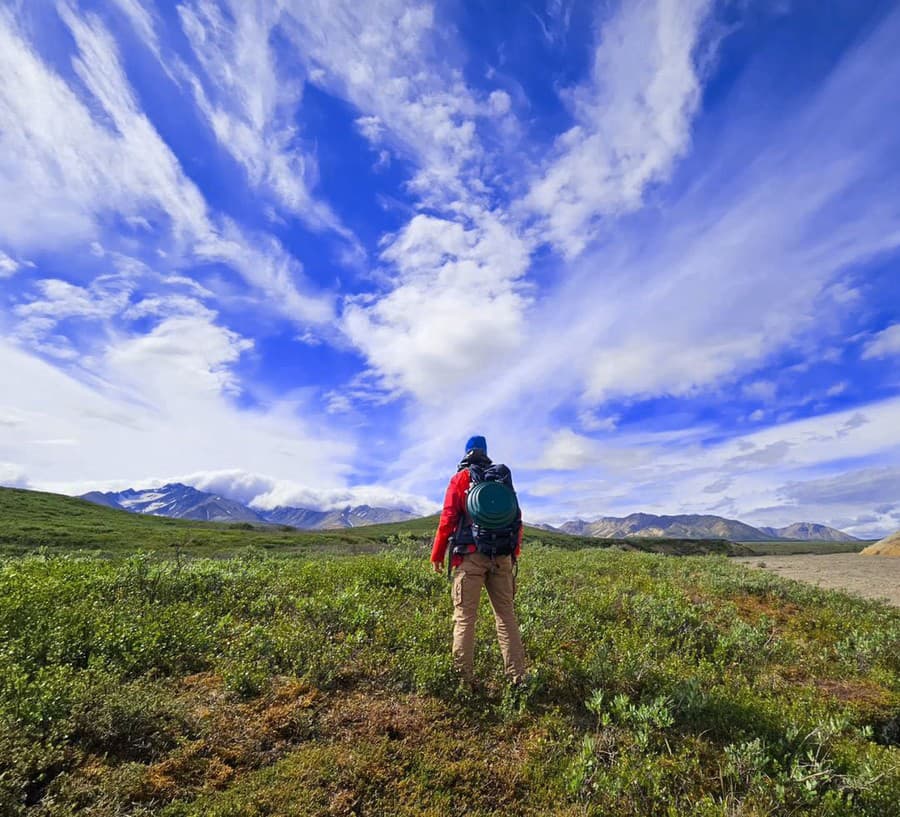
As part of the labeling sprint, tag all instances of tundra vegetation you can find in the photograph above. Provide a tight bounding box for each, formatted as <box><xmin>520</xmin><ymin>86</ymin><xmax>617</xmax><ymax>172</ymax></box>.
<box><xmin>1</xmin><ymin>489</ymin><xmax>898</xmax><ymax>816</ymax></box>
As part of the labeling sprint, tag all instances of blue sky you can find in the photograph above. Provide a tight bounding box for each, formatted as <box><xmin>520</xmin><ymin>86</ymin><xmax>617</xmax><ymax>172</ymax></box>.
<box><xmin>1</xmin><ymin>0</ymin><xmax>899</xmax><ymax>536</ymax></box>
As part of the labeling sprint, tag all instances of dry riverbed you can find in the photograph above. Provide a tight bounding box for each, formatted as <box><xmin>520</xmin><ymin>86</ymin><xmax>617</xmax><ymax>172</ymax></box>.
<box><xmin>734</xmin><ymin>553</ymin><xmax>900</xmax><ymax>606</ymax></box>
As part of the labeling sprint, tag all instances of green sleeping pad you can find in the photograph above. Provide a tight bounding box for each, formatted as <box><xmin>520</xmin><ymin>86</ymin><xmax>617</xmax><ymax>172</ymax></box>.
<box><xmin>466</xmin><ymin>481</ymin><xmax>518</xmax><ymax>529</ymax></box>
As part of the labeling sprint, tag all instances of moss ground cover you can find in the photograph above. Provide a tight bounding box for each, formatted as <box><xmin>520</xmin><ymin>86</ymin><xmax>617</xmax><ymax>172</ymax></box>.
<box><xmin>1</xmin><ymin>540</ymin><xmax>898</xmax><ymax>817</ymax></box>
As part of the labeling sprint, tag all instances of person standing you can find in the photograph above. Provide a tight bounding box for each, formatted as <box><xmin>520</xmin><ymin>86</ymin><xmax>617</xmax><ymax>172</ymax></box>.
<box><xmin>431</xmin><ymin>435</ymin><xmax>527</xmax><ymax>687</ymax></box>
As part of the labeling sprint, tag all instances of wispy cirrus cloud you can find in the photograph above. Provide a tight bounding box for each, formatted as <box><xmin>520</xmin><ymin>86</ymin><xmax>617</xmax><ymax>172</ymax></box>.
<box><xmin>176</xmin><ymin>0</ymin><xmax>359</xmax><ymax>246</ymax></box>
<box><xmin>526</xmin><ymin>0</ymin><xmax>718</xmax><ymax>257</ymax></box>
<box><xmin>862</xmin><ymin>324</ymin><xmax>900</xmax><ymax>360</ymax></box>
<box><xmin>108</xmin><ymin>0</ymin><xmax>161</xmax><ymax>56</ymax></box>
<box><xmin>0</xmin><ymin>4</ymin><xmax>200</xmax><ymax>249</ymax></box>
<box><xmin>0</xmin><ymin>4</ymin><xmax>332</xmax><ymax>326</ymax></box>
<box><xmin>283</xmin><ymin>0</ymin><xmax>486</xmax><ymax>203</ymax></box>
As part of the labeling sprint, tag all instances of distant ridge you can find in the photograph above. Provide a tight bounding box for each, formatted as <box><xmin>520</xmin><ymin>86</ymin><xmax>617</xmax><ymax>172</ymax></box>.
<box><xmin>559</xmin><ymin>513</ymin><xmax>855</xmax><ymax>542</ymax></box>
<box><xmin>759</xmin><ymin>522</ymin><xmax>859</xmax><ymax>542</ymax></box>
<box><xmin>80</xmin><ymin>483</ymin><xmax>418</xmax><ymax>530</ymax></box>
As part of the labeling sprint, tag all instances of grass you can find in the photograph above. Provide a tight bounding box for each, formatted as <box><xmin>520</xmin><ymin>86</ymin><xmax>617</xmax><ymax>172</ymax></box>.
<box><xmin>1</xmin><ymin>488</ymin><xmax>898</xmax><ymax>816</ymax></box>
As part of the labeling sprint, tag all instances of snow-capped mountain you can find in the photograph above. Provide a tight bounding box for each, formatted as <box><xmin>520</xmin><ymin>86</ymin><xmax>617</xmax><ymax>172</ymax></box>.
<box><xmin>81</xmin><ymin>484</ymin><xmax>265</xmax><ymax>523</ymax></box>
<box><xmin>80</xmin><ymin>483</ymin><xmax>419</xmax><ymax>529</ymax></box>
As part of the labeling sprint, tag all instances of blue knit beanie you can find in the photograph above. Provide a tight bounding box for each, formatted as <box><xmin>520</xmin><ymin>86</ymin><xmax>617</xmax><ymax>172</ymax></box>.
<box><xmin>465</xmin><ymin>435</ymin><xmax>487</xmax><ymax>455</ymax></box>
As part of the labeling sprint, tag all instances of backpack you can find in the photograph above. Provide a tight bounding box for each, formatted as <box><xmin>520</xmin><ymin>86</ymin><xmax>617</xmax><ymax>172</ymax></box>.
<box><xmin>465</xmin><ymin>463</ymin><xmax>521</xmax><ymax>558</ymax></box>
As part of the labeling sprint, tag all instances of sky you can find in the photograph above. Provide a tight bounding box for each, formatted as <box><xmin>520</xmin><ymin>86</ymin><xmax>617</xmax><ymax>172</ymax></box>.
<box><xmin>1</xmin><ymin>0</ymin><xmax>899</xmax><ymax>537</ymax></box>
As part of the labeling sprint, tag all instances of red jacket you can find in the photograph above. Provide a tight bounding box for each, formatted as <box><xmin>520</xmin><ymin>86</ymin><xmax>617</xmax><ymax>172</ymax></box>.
<box><xmin>431</xmin><ymin>468</ymin><xmax>523</xmax><ymax>566</ymax></box>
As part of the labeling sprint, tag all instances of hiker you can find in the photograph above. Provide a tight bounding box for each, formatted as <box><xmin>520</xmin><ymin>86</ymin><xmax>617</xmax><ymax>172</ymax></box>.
<box><xmin>431</xmin><ymin>435</ymin><xmax>527</xmax><ymax>687</ymax></box>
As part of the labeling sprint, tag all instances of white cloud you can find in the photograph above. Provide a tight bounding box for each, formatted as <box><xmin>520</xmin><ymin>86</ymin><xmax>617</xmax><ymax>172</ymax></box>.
<box><xmin>342</xmin><ymin>210</ymin><xmax>532</xmax><ymax>402</ymax></box>
<box><xmin>282</xmin><ymin>0</ymin><xmax>483</xmax><ymax>204</ymax></box>
<box><xmin>176</xmin><ymin>0</ymin><xmax>357</xmax><ymax>244</ymax></box>
<box><xmin>123</xmin><ymin>294</ymin><xmax>213</xmax><ymax>321</ymax></box>
<box><xmin>0</xmin><ymin>250</ymin><xmax>19</xmax><ymax>278</ymax></box>
<box><xmin>534</xmin><ymin>429</ymin><xmax>601</xmax><ymax>471</ymax></box>
<box><xmin>110</xmin><ymin>0</ymin><xmax>162</xmax><ymax>57</ymax></box>
<box><xmin>356</xmin><ymin>115</ymin><xmax>384</xmax><ymax>142</ymax></box>
<box><xmin>578</xmin><ymin>410</ymin><xmax>619</xmax><ymax>432</ymax></box>
<box><xmin>527</xmin><ymin>0</ymin><xmax>718</xmax><ymax>257</ymax></box>
<box><xmin>0</xmin><ymin>334</ymin><xmax>355</xmax><ymax>494</ymax></box>
<box><xmin>194</xmin><ymin>221</ymin><xmax>335</xmax><ymax>325</ymax></box>
<box><xmin>10</xmin><ymin>275</ymin><xmax>134</xmax><ymax>359</ymax></box>
<box><xmin>862</xmin><ymin>324</ymin><xmax>900</xmax><ymax>359</ymax></box>
<box><xmin>742</xmin><ymin>380</ymin><xmax>777</xmax><ymax>402</ymax></box>
<box><xmin>162</xmin><ymin>275</ymin><xmax>215</xmax><ymax>298</ymax></box>
<box><xmin>15</xmin><ymin>277</ymin><xmax>132</xmax><ymax>322</ymax></box>
<box><xmin>488</xmin><ymin>90</ymin><xmax>511</xmax><ymax>116</ymax></box>
<box><xmin>0</xmin><ymin>462</ymin><xmax>28</xmax><ymax>488</ymax></box>
<box><xmin>181</xmin><ymin>469</ymin><xmax>438</xmax><ymax>514</ymax></box>
<box><xmin>0</xmin><ymin>6</ymin><xmax>332</xmax><ymax>327</ymax></box>
<box><xmin>106</xmin><ymin>315</ymin><xmax>253</xmax><ymax>397</ymax></box>
<box><xmin>0</xmin><ymin>6</ymin><xmax>196</xmax><ymax>248</ymax></box>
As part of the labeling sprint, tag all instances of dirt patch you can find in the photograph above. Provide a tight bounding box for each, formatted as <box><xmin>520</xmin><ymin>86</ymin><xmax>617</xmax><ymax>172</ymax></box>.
<box><xmin>812</xmin><ymin>678</ymin><xmax>893</xmax><ymax>710</ymax></box>
<box><xmin>730</xmin><ymin>593</ymin><xmax>803</xmax><ymax>629</ymax></box>
<box><xmin>131</xmin><ymin>674</ymin><xmax>321</xmax><ymax>801</ymax></box>
<box><xmin>321</xmin><ymin>691</ymin><xmax>440</xmax><ymax>743</ymax></box>
<box><xmin>734</xmin><ymin>554</ymin><xmax>900</xmax><ymax>606</ymax></box>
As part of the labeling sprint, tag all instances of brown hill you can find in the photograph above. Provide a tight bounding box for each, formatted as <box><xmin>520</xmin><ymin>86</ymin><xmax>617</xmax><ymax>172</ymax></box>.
<box><xmin>861</xmin><ymin>530</ymin><xmax>900</xmax><ymax>556</ymax></box>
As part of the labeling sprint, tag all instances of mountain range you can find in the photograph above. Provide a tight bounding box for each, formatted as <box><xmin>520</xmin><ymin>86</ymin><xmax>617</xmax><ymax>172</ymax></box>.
<box><xmin>80</xmin><ymin>484</ymin><xmax>858</xmax><ymax>541</ymax></box>
<box><xmin>557</xmin><ymin>514</ymin><xmax>857</xmax><ymax>542</ymax></box>
<box><xmin>80</xmin><ymin>483</ymin><xmax>418</xmax><ymax>530</ymax></box>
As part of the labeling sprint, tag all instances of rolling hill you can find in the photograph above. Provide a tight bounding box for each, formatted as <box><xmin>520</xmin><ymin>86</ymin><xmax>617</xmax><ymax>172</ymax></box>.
<box><xmin>861</xmin><ymin>530</ymin><xmax>900</xmax><ymax>556</ymax></box>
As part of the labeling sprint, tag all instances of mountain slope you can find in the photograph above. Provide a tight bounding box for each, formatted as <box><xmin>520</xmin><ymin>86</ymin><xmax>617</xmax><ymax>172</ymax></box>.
<box><xmin>769</xmin><ymin>522</ymin><xmax>858</xmax><ymax>542</ymax></box>
<box><xmin>82</xmin><ymin>484</ymin><xmax>265</xmax><ymax>523</ymax></box>
<box><xmin>560</xmin><ymin>513</ymin><xmax>773</xmax><ymax>541</ymax></box>
<box><xmin>263</xmin><ymin>504</ymin><xmax>417</xmax><ymax>529</ymax></box>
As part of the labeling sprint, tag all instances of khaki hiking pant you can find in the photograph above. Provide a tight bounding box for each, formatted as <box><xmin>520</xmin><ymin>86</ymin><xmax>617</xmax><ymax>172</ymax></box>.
<box><xmin>451</xmin><ymin>552</ymin><xmax>526</xmax><ymax>683</ymax></box>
